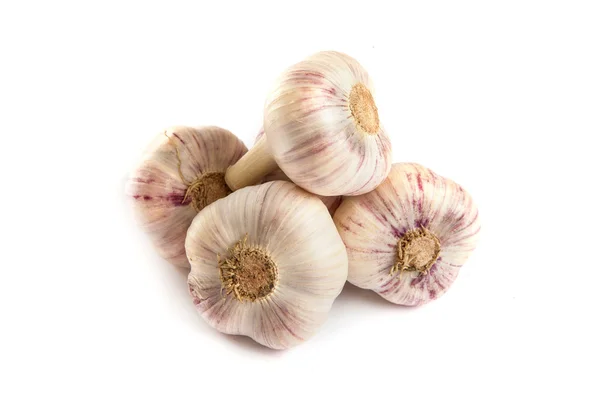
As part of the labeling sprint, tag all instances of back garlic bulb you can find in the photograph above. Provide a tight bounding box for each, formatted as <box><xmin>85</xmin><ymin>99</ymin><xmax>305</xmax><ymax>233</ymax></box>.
<box><xmin>127</xmin><ymin>126</ymin><xmax>247</xmax><ymax>268</ymax></box>
<box><xmin>334</xmin><ymin>163</ymin><xmax>480</xmax><ymax>306</ymax></box>
<box><xmin>186</xmin><ymin>181</ymin><xmax>348</xmax><ymax>349</ymax></box>
<box><xmin>225</xmin><ymin>51</ymin><xmax>392</xmax><ymax>197</ymax></box>
<box><xmin>255</xmin><ymin>128</ymin><xmax>342</xmax><ymax>215</ymax></box>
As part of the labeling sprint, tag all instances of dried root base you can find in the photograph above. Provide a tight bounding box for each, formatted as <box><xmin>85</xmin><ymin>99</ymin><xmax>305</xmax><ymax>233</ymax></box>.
<box><xmin>349</xmin><ymin>83</ymin><xmax>380</xmax><ymax>134</ymax></box>
<box><xmin>391</xmin><ymin>227</ymin><xmax>441</xmax><ymax>277</ymax></box>
<box><xmin>218</xmin><ymin>235</ymin><xmax>278</xmax><ymax>302</ymax></box>
<box><xmin>183</xmin><ymin>172</ymin><xmax>231</xmax><ymax>212</ymax></box>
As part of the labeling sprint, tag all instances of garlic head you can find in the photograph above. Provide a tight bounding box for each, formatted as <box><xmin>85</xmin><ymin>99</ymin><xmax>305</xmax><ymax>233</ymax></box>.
<box><xmin>334</xmin><ymin>163</ymin><xmax>480</xmax><ymax>306</ymax></box>
<box><xmin>225</xmin><ymin>51</ymin><xmax>392</xmax><ymax>196</ymax></box>
<box><xmin>264</xmin><ymin>51</ymin><xmax>392</xmax><ymax>196</ymax></box>
<box><xmin>186</xmin><ymin>181</ymin><xmax>348</xmax><ymax>349</ymax></box>
<box><xmin>127</xmin><ymin>126</ymin><xmax>247</xmax><ymax>268</ymax></box>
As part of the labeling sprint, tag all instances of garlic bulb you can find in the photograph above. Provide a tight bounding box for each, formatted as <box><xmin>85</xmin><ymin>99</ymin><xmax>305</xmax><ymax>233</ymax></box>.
<box><xmin>255</xmin><ymin>128</ymin><xmax>342</xmax><ymax>215</ymax></box>
<box><xmin>225</xmin><ymin>50</ymin><xmax>392</xmax><ymax>197</ymax></box>
<box><xmin>333</xmin><ymin>163</ymin><xmax>480</xmax><ymax>306</ymax></box>
<box><xmin>127</xmin><ymin>126</ymin><xmax>247</xmax><ymax>268</ymax></box>
<box><xmin>186</xmin><ymin>181</ymin><xmax>348</xmax><ymax>349</ymax></box>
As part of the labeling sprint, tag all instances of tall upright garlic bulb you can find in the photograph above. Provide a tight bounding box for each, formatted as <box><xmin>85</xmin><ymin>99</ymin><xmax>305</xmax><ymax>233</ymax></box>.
<box><xmin>334</xmin><ymin>163</ymin><xmax>480</xmax><ymax>306</ymax></box>
<box><xmin>225</xmin><ymin>51</ymin><xmax>392</xmax><ymax>196</ymax></box>
<box><xmin>254</xmin><ymin>128</ymin><xmax>342</xmax><ymax>215</ymax></box>
<box><xmin>127</xmin><ymin>126</ymin><xmax>247</xmax><ymax>268</ymax></box>
<box><xmin>186</xmin><ymin>181</ymin><xmax>348</xmax><ymax>349</ymax></box>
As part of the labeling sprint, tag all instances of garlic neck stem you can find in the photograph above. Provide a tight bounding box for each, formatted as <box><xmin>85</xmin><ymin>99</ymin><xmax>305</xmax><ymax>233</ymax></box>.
<box><xmin>225</xmin><ymin>135</ymin><xmax>278</xmax><ymax>191</ymax></box>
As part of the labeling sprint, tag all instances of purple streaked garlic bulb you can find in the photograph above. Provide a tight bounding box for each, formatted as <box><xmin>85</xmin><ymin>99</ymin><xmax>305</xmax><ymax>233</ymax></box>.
<box><xmin>225</xmin><ymin>51</ymin><xmax>392</xmax><ymax>197</ymax></box>
<box><xmin>186</xmin><ymin>181</ymin><xmax>348</xmax><ymax>349</ymax></box>
<box><xmin>333</xmin><ymin>163</ymin><xmax>480</xmax><ymax>306</ymax></box>
<box><xmin>255</xmin><ymin>128</ymin><xmax>342</xmax><ymax>216</ymax></box>
<box><xmin>127</xmin><ymin>126</ymin><xmax>247</xmax><ymax>268</ymax></box>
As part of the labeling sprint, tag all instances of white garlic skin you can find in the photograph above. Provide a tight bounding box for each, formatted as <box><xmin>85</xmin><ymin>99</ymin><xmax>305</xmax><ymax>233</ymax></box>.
<box><xmin>255</xmin><ymin>128</ymin><xmax>342</xmax><ymax>215</ymax></box>
<box><xmin>186</xmin><ymin>181</ymin><xmax>348</xmax><ymax>349</ymax></box>
<box><xmin>333</xmin><ymin>163</ymin><xmax>480</xmax><ymax>306</ymax></box>
<box><xmin>264</xmin><ymin>50</ymin><xmax>392</xmax><ymax>197</ymax></box>
<box><xmin>126</xmin><ymin>126</ymin><xmax>247</xmax><ymax>268</ymax></box>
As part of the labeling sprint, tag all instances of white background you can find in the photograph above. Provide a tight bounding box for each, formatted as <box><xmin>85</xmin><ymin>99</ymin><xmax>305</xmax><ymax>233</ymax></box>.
<box><xmin>1</xmin><ymin>1</ymin><xmax>599</xmax><ymax>399</ymax></box>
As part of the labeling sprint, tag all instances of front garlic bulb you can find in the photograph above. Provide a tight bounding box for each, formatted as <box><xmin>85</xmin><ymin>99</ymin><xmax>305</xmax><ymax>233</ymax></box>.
<box><xmin>186</xmin><ymin>181</ymin><xmax>348</xmax><ymax>349</ymax></box>
<box><xmin>127</xmin><ymin>126</ymin><xmax>247</xmax><ymax>268</ymax></box>
<box><xmin>334</xmin><ymin>163</ymin><xmax>480</xmax><ymax>306</ymax></box>
<box><xmin>225</xmin><ymin>50</ymin><xmax>392</xmax><ymax>197</ymax></box>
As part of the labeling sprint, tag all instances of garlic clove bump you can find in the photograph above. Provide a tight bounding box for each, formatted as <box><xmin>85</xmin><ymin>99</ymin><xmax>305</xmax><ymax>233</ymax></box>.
<box><xmin>255</xmin><ymin>127</ymin><xmax>342</xmax><ymax>215</ymax></box>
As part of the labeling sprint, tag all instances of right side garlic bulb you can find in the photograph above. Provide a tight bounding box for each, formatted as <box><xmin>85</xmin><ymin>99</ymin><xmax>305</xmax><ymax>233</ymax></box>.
<box><xmin>334</xmin><ymin>163</ymin><xmax>481</xmax><ymax>306</ymax></box>
<box><xmin>186</xmin><ymin>181</ymin><xmax>348</xmax><ymax>349</ymax></box>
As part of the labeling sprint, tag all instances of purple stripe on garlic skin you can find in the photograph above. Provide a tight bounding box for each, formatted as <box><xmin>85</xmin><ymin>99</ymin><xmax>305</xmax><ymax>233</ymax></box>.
<box><xmin>333</xmin><ymin>163</ymin><xmax>481</xmax><ymax>306</ymax></box>
<box><xmin>255</xmin><ymin>128</ymin><xmax>342</xmax><ymax>216</ymax></box>
<box><xmin>126</xmin><ymin>126</ymin><xmax>247</xmax><ymax>268</ymax></box>
<box><xmin>186</xmin><ymin>181</ymin><xmax>348</xmax><ymax>349</ymax></box>
<box><xmin>261</xmin><ymin>51</ymin><xmax>392</xmax><ymax>196</ymax></box>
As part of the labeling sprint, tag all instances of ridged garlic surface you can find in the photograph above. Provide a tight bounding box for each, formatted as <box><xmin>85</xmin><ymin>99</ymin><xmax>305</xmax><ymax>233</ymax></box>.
<box><xmin>127</xmin><ymin>126</ymin><xmax>247</xmax><ymax>268</ymax></box>
<box><xmin>225</xmin><ymin>51</ymin><xmax>392</xmax><ymax>197</ymax></box>
<box><xmin>334</xmin><ymin>163</ymin><xmax>480</xmax><ymax>306</ymax></box>
<box><xmin>186</xmin><ymin>181</ymin><xmax>348</xmax><ymax>349</ymax></box>
<box><xmin>255</xmin><ymin>128</ymin><xmax>342</xmax><ymax>215</ymax></box>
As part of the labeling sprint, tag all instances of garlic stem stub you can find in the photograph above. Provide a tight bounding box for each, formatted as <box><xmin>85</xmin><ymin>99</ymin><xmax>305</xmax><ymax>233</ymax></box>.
<box><xmin>225</xmin><ymin>51</ymin><xmax>392</xmax><ymax>196</ymax></box>
<box><xmin>333</xmin><ymin>163</ymin><xmax>480</xmax><ymax>306</ymax></box>
<box><xmin>186</xmin><ymin>181</ymin><xmax>348</xmax><ymax>349</ymax></box>
<box><xmin>254</xmin><ymin>128</ymin><xmax>342</xmax><ymax>215</ymax></box>
<box><xmin>127</xmin><ymin>126</ymin><xmax>247</xmax><ymax>268</ymax></box>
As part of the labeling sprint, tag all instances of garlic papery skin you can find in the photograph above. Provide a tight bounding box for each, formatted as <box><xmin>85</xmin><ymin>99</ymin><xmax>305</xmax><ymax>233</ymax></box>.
<box><xmin>186</xmin><ymin>181</ymin><xmax>348</xmax><ymax>349</ymax></box>
<box><xmin>225</xmin><ymin>51</ymin><xmax>392</xmax><ymax>196</ymax></box>
<box><xmin>126</xmin><ymin>126</ymin><xmax>247</xmax><ymax>268</ymax></box>
<box><xmin>255</xmin><ymin>128</ymin><xmax>342</xmax><ymax>216</ymax></box>
<box><xmin>333</xmin><ymin>163</ymin><xmax>480</xmax><ymax>306</ymax></box>
<box><xmin>261</xmin><ymin>168</ymin><xmax>342</xmax><ymax>216</ymax></box>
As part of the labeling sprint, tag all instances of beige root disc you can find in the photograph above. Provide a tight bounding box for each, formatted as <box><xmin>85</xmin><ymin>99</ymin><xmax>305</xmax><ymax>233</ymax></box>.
<box><xmin>218</xmin><ymin>235</ymin><xmax>278</xmax><ymax>302</ymax></box>
<box><xmin>391</xmin><ymin>227</ymin><xmax>441</xmax><ymax>276</ymax></box>
<box><xmin>349</xmin><ymin>83</ymin><xmax>380</xmax><ymax>134</ymax></box>
<box><xmin>184</xmin><ymin>172</ymin><xmax>231</xmax><ymax>212</ymax></box>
